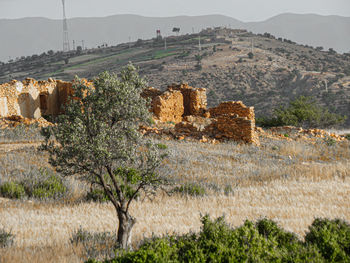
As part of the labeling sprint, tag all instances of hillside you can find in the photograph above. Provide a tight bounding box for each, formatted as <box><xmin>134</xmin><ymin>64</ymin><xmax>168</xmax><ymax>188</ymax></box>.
<box><xmin>1</xmin><ymin>13</ymin><xmax>350</xmax><ymax>62</ymax></box>
<box><xmin>1</xmin><ymin>27</ymin><xmax>349</xmax><ymax>126</ymax></box>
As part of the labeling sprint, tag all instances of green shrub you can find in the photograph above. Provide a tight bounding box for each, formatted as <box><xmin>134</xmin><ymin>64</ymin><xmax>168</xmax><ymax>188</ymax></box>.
<box><xmin>345</xmin><ymin>134</ymin><xmax>350</xmax><ymax>141</ymax></box>
<box><xmin>0</xmin><ymin>181</ymin><xmax>26</xmax><ymax>199</ymax></box>
<box><xmin>174</xmin><ymin>183</ymin><xmax>206</xmax><ymax>197</ymax></box>
<box><xmin>19</xmin><ymin>168</ymin><xmax>67</xmax><ymax>200</ymax></box>
<box><xmin>305</xmin><ymin>218</ymin><xmax>350</xmax><ymax>261</ymax></box>
<box><xmin>257</xmin><ymin>96</ymin><xmax>346</xmax><ymax>128</ymax></box>
<box><xmin>156</xmin><ymin>143</ymin><xmax>168</xmax><ymax>150</ymax></box>
<box><xmin>0</xmin><ymin>228</ymin><xmax>15</xmax><ymax>248</ymax></box>
<box><xmin>98</xmin><ymin>216</ymin><xmax>325</xmax><ymax>263</ymax></box>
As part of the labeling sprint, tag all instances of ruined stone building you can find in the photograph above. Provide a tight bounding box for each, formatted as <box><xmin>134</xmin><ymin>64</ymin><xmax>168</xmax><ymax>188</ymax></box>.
<box><xmin>142</xmin><ymin>83</ymin><xmax>260</xmax><ymax>145</ymax></box>
<box><xmin>0</xmin><ymin>78</ymin><xmax>73</xmax><ymax>119</ymax></box>
<box><xmin>0</xmin><ymin>78</ymin><xmax>259</xmax><ymax>144</ymax></box>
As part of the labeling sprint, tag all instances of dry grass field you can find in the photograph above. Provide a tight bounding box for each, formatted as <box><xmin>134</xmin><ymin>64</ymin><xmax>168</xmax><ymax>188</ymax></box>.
<box><xmin>0</xmin><ymin>129</ymin><xmax>349</xmax><ymax>262</ymax></box>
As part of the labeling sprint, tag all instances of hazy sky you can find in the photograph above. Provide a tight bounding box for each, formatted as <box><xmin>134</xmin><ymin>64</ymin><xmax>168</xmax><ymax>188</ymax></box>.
<box><xmin>0</xmin><ymin>0</ymin><xmax>349</xmax><ymax>21</ymax></box>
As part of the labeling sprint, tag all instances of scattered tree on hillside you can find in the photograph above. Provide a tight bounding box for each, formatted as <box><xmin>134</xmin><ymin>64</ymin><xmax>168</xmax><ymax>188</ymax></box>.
<box><xmin>40</xmin><ymin>64</ymin><xmax>168</xmax><ymax>249</ymax></box>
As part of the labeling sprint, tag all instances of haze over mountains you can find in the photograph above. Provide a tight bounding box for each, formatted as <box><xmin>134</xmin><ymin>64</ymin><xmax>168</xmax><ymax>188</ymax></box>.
<box><xmin>1</xmin><ymin>13</ymin><xmax>350</xmax><ymax>62</ymax></box>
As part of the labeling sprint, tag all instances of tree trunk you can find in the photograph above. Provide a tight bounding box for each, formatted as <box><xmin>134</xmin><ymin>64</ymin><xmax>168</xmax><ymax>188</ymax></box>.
<box><xmin>117</xmin><ymin>211</ymin><xmax>136</xmax><ymax>250</ymax></box>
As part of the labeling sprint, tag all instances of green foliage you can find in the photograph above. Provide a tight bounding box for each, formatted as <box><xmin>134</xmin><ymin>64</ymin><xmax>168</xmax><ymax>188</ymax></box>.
<box><xmin>0</xmin><ymin>228</ymin><xmax>15</xmax><ymax>248</ymax></box>
<box><xmin>345</xmin><ymin>134</ymin><xmax>350</xmax><ymax>141</ymax></box>
<box><xmin>257</xmin><ymin>96</ymin><xmax>346</xmax><ymax>128</ymax></box>
<box><xmin>248</xmin><ymin>52</ymin><xmax>254</xmax><ymax>59</ymax></box>
<box><xmin>305</xmin><ymin>218</ymin><xmax>350</xmax><ymax>261</ymax></box>
<box><xmin>174</xmin><ymin>183</ymin><xmax>206</xmax><ymax>197</ymax></box>
<box><xmin>156</xmin><ymin>143</ymin><xmax>168</xmax><ymax>150</ymax></box>
<box><xmin>21</xmin><ymin>168</ymin><xmax>67</xmax><ymax>200</ymax></box>
<box><xmin>30</xmin><ymin>174</ymin><xmax>67</xmax><ymax>199</ymax></box>
<box><xmin>97</xmin><ymin>215</ymin><xmax>334</xmax><ymax>263</ymax></box>
<box><xmin>0</xmin><ymin>169</ymin><xmax>67</xmax><ymax>200</ymax></box>
<box><xmin>0</xmin><ymin>181</ymin><xmax>26</xmax><ymax>199</ymax></box>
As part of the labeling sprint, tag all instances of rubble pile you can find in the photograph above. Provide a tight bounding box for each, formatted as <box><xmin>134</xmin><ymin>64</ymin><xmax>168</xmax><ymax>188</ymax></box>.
<box><xmin>257</xmin><ymin>126</ymin><xmax>347</xmax><ymax>142</ymax></box>
<box><xmin>0</xmin><ymin>115</ymin><xmax>52</xmax><ymax>129</ymax></box>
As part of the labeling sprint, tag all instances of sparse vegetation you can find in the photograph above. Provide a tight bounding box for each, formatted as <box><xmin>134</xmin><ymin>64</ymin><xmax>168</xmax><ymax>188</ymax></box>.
<box><xmin>257</xmin><ymin>96</ymin><xmax>346</xmax><ymax>128</ymax></box>
<box><xmin>70</xmin><ymin>227</ymin><xmax>119</xmax><ymax>261</ymax></box>
<box><xmin>0</xmin><ymin>228</ymin><xmax>15</xmax><ymax>248</ymax></box>
<box><xmin>0</xmin><ymin>168</ymin><xmax>67</xmax><ymax>200</ymax></box>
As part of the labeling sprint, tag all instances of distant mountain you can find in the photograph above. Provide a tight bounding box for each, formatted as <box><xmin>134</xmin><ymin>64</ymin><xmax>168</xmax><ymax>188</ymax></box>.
<box><xmin>245</xmin><ymin>13</ymin><xmax>350</xmax><ymax>53</ymax></box>
<box><xmin>1</xmin><ymin>13</ymin><xmax>350</xmax><ymax>62</ymax></box>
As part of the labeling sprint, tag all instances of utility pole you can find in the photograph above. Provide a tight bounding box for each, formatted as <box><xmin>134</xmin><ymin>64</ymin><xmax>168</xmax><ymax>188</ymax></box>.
<box><xmin>129</xmin><ymin>36</ymin><xmax>131</xmax><ymax>48</ymax></box>
<box><xmin>72</xmin><ymin>40</ymin><xmax>75</xmax><ymax>50</ymax></box>
<box><xmin>198</xmin><ymin>34</ymin><xmax>201</xmax><ymax>51</ymax></box>
<box><xmin>82</xmin><ymin>40</ymin><xmax>85</xmax><ymax>50</ymax></box>
<box><xmin>251</xmin><ymin>38</ymin><xmax>254</xmax><ymax>53</ymax></box>
<box><xmin>324</xmin><ymin>79</ymin><xmax>328</xmax><ymax>92</ymax></box>
<box><xmin>164</xmin><ymin>36</ymin><xmax>167</xmax><ymax>50</ymax></box>
<box><xmin>61</xmin><ymin>0</ymin><xmax>70</xmax><ymax>52</ymax></box>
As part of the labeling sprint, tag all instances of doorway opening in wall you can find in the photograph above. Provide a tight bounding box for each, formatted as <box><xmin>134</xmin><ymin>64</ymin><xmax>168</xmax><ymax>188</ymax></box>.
<box><xmin>39</xmin><ymin>93</ymin><xmax>48</xmax><ymax>112</ymax></box>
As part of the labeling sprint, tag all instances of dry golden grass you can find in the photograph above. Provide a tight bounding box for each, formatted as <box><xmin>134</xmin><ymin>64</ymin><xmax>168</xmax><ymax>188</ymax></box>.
<box><xmin>0</xmin><ymin>135</ymin><xmax>349</xmax><ymax>262</ymax></box>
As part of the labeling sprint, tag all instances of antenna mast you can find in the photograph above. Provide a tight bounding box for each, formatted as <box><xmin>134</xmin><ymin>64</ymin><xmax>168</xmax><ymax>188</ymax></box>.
<box><xmin>62</xmin><ymin>0</ymin><xmax>70</xmax><ymax>52</ymax></box>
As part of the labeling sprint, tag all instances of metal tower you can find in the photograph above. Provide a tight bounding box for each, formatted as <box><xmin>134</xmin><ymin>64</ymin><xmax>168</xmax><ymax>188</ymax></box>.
<box><xmin>62</xmin><ymin>0</ymin><xmax>70</xmax><ymax>52</ymax></box>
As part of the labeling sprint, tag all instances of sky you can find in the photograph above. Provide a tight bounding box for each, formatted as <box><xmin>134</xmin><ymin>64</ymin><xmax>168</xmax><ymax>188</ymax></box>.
<box><xmin>0</xmin><ymin>0</ymin><xmax>349</xmax><ymax>21</ymax></box>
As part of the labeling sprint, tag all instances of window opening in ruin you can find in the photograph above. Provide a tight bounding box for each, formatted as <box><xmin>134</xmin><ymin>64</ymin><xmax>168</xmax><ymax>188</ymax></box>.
<box><xmin>40</xmin><ymin>93</ymin><xmax>48</xmax><ymax>111</ymax></box>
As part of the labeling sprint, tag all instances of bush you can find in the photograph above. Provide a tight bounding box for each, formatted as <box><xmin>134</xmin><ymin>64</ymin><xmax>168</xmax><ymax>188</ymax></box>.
<box><xmin>96</xmin><ymin>216</ymin><xmax>329</xmax><ymax>263</ymax></box>
<box><xmin>257</xmin><ymin>96</ymin><xmax>346</xmax><ymax>128</ymax></box>
<box><xmin>173</xmin><ymin>183</ymin><xmax>206</xmax><ymax>196</ymax></box>
<box><xmin>22</xmin><ymin>169</ymin><xmax>67</xmax><ymax>200</ymax></box>
<box><xmin>305</xmin><ymin>218</ymin><xmax>350</xmax><ymax>261</ymax></box>
<box><xmin>0</xmin><ymin>228</ymin><xmax>15</xmax><ymax>248</ymax></box>
<box><xmin>0</xmin><ymin>181</ymin><xmax>26</xmax><ymax>199</ymax></box>
<box><xmin>0</xmin><ymin>168</ymin><xmax>67</xmax><ymax>200</ymax></box>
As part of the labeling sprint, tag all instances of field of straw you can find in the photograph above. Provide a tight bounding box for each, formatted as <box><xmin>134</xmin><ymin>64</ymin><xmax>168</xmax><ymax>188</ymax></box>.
<box><xmin>0</xmin><ymin>128</ymin><xmax>349</xmax><ymax>262</ymax></box>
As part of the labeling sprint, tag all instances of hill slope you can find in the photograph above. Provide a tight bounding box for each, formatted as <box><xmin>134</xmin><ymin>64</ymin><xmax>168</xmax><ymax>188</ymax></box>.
<box><xmin>1</xmin><ymin>28</ymin><xmax>349</xmax><ymax>126</ymax></box>
<box><xmin>1</xmin><ymin>13</ymin><xmax>350</xmax><ymax>62</ymax></box>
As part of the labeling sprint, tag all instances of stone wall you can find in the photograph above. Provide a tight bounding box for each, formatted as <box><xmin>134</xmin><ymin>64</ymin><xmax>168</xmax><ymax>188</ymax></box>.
<box><xmin>152</xmin><ymin>90</ymin><xmax>184</xmax><ymax>123</ymax></box>
<box><xmin>168</xmin><ymin>84</ymin><xmax>207</xmax><ymax>116</ymax></box>
<box><xmin>0</xmin><ymin>78</ymin><xmax>74</xmax><ymax>119</ymax></box>
<box><xmin>209</xmin><ymin>101</ymin><xmax>255</xmax><ymax>120</ymax></box>
<box><xmin>208</xmin><ymin>101</ymin><xmax>258</xmax><ymax>144</ymax></box>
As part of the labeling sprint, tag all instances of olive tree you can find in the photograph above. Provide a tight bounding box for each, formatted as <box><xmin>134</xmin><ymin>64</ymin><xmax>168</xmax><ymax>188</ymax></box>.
<box><xmin>40</xmin><ymin>64</ymin><xmax>167</xmax><ymax>249</ymax></box>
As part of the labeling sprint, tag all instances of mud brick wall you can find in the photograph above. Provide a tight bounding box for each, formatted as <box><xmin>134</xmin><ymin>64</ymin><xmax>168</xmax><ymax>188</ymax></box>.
<box><xmin>168</xmin><ymin>84</ymin><xmax>207</xmax><ymax>116</ymax></box>
<box><xmin>152</xmin><ymin>90</ymin><xmax>184</xmax><ymax>123</ymax></box>
<box><xmin>209</xmin><ymin>101</ymin><xmax>255</xmax><ymax>120</ymax></box>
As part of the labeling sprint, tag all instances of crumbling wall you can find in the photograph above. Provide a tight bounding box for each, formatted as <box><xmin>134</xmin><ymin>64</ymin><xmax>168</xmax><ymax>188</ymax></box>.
<box><xmin>152</xmin><ymin>90</ymin><xmax>184</xmax><ymax>123</ymax></box>
<box><xmin>208</xmin><ymin>101</ymin><xmax>259</xmax><ymax>145</ymax></box>
<box><xmin>168</xmin><ymin>83</ymin><xmax>207</xmax><ymax>116</ymax></box>
<box><xmin>209</xmin><ymin>101</ymin><xmax>255</xmax><ymax>120</ymax></box>
<box><xmin>214</xmin><ymin>116</ymin><xmax>259</xmax><ymax>144</ymax></box>
<box><xmin>141</xmin><ymin>87</ymin><xmax>163</xmax><ymax>101</ymax></box>
<box><xmin>0</xmin><ymin>78</ymin><xmax>75</xmax><ymax>119</ymax></box>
